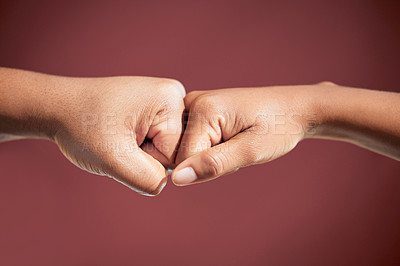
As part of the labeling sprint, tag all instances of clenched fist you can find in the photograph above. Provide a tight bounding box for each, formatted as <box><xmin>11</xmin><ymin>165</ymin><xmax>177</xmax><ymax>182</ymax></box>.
<box><xmin>172</xmin><ymin>83</ymin><xmax>400</xmax><ymax>185</ymax></box>
<box><xmin>54</xmin><ymin>76</ymin><xmax>186</xmax><ymax>195</ymax></box>
<box><xmin>0</xmin><ymin>68</ymin><xmax>185</xmax><ymax>195</ymax></box>
<box><xmin>172</xmin><ymin>86</ymin><xmax>316</xmax><ymax>185</ymax></box>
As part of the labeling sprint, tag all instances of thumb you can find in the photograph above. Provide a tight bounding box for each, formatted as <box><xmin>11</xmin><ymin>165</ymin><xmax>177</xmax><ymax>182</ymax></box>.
<box><xmin>105</xmin><ymin>136</ymin><xmax>167</xmax><ymax>196</ymax></box>
<box><xmin>172</xmin><ymin>131</ymin><xmax>259</xmax><ymax>185</ymax></box>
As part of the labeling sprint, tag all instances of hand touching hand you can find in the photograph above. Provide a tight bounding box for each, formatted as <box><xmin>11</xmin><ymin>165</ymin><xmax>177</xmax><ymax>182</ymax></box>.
<box><xmin>3</xmin><ymin>68</ymin><xmax>399</xmax><ymax>193</ymax></box>
<box><xmin>0</xmin><ymin>68</ymin><xmax>185</xmax><ymax>195</ymax></box>
<box><xmin>172</xmin><ymin>85</ymin><xmax>316</xmax><ymax>185</ymax></box>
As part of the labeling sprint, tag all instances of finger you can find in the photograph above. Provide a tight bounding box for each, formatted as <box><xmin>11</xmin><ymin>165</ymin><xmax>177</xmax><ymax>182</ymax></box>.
<box><xmin>146</xmin><ymin>99</ymin><xmax>185</xmax><ymax>167</ymax></box>
<box><xmin>175</xmin><ymin>110</ymin><xmax>214</xmax><ymax>165</ymax></box>
<box><xmin>184</xmin><ymin>90</ymin><xmax>212</xmax><ymax>111</ymax></box>
<box><xmin>149</xmin><ymin>112</ymin><xmax>184</xmax><ymax>167</ymax></box>
<box><xmin>172</xmin><ymin>131</ymin><xmax>259</xmax><ymax>186</ymax></box>
<box><xmin>106</xmin><ymin>136</ymin><xmax>168</xmax><ymax>196</ymax></box>
<box><xmin>141</xmin><ymin>141</ymin><xmax>170</xmax><ymax>167</ymax></box>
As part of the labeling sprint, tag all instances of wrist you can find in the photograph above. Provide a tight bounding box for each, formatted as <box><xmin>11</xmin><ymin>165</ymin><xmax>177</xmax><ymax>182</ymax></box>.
<box><xmin>302</xmin><ymin>82</ymin><xmax>339</xmax><ymax>139</ymax></box>
<box><xmin>304</xmin><ymin>82</ymin><xmax>358</xmax><ymax>140</ymax></box>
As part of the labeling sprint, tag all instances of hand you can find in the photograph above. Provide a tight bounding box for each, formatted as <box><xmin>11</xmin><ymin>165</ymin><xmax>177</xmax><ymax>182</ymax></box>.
<box><xmin>52</xmin><ymin>76</ymin><xmax>185</xmax><ymax>195</ymax></box>
<box><xmin>0</xmin><ymin>68</ymin><xmax>186</xmax><ymax>196</ymax></box>
<box><xmin>3</xmin><ymin>68</ymin><xmax>399</xmax><ymax>193</ymax></box>
<box><xmin>172</xmin><ymin>85</ymin><xmax>319</xmax><ymax>185</ymax></box>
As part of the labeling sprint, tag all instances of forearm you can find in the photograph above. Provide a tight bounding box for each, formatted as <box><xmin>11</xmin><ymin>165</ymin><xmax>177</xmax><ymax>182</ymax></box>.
<box><xmin>309</xmin><ymin>84</ymin><xmax>400</xmax><ymax>160</ymax></box>
<box><xmin>0</xmin><ymin>67</ymin><xmax>74</xmax><ymax>141</ymax></box>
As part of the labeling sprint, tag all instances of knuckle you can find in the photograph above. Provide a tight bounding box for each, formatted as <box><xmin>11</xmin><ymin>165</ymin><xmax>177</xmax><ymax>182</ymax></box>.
<box><xmin>201</xmin><ymin>151</ymin><xmax>224</xmax><ymax>177</ymax></box>
<box><xmin>246</xmin><ymin>147</ymin><xmax>261</xmax><ymax>163</ymax></box>
<box><xmin>191</xmin><ymin>95</ymin><xmax>220</xmax><ymax>114</ymax></box>
<box><xmin>156</xmin><ymin>78</ymin><xmax>185</xmax><ymax>97</ymax></box>
<box><xmin>317</xmin><ymin>81</ymin><xmax>336</xmax><ymax>86</ymax></box>
<box><xmin>184</xmin><ymin>91</ymin><xmax>199</xmax><ymax>109</ymax></box>
<box><xmin>154</xmin><ymin>79</ymin><xmax>186</xmax><ymax>109</ymax></box>
<box><xmin>185</xmin><ymin>91</ymin><xmax>197</xmax><ymax>102</ymax></box>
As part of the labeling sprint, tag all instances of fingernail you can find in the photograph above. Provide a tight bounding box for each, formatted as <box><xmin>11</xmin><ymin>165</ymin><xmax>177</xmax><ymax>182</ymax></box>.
<box><xmin>155</xmin><ymin>177</ymin><xmax>167</xmax><ymax>194</ymax></box>
<box><xmin>173</xmin><ymin>167</ymin><xmax>197</xmax><ymax>185</ymax></box>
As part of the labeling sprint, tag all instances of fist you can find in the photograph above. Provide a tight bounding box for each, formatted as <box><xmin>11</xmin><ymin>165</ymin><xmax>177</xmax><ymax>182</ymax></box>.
<box><xmin>172</xmin><ymin>86</ymin><xmax>317</xmax><ymax>185</ymax></box>
<box><xmin>53</xmin><ymin>76</ymin><xmax>185</xmax><ymax>195</ymax></box>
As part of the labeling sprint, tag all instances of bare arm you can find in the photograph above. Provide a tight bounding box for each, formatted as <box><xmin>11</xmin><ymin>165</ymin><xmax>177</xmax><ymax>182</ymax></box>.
<box><xmin>0</xmin><ymin>67</ymin><xmax>66</xmax><ymax>141</ymax></box>
<box><xmin>173</xmin><ymin>82</ymin><xmax>400</xmax><ymax>185</ymax></box>
<box><xmin>0</xmin><ymin>67</ymin><xmax>186</xmax><ymax>195</ymax></box>
<box><xmin>311</xmin><ymin>82</ymin><xmax>400</xmax><ymax>160</ymax></box>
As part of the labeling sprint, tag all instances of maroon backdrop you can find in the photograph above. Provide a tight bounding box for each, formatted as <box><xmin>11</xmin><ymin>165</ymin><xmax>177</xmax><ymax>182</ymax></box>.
<box><xmin>1</xmin><ymin>0</ymin><xmax>400</xmax><ymax>265</ymax></box>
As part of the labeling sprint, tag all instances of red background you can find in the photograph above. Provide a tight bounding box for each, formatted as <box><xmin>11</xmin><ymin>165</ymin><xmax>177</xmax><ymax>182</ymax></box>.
<box><xmin>1</xmin><ymin>0</ymin><xmax>400</xmax><ymax>265</ymax></box>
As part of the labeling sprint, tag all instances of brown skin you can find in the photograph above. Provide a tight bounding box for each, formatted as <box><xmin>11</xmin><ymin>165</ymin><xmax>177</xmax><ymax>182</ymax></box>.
<box><xmin>0</xmin><ymin>67</ymin><xmax>185</xmax><ymax>195</ymax></box>
<box><xmin>1</xmin><ymin>67</ymin><xmax>399</xmax><ymax>192</ymax></box>
<box><xmin>172</xmin><ymin>82</ymin><xmax>400</xmax><ymax>185</ymax></box>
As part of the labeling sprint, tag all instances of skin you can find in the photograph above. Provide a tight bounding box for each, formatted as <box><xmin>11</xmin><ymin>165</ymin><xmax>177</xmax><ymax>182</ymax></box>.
<box><xmin>172</xmin><ymin>82</ymin><xmax>400</xmax><ymax>185</ymax></box>
<box><xmin>1</xmin><ymin>67</ymin><xmax>399</xmax><ymax>193</ymax></box>
<box><xmin>0</xmin><ymin>67</ymin><xmax>185</xmax><ymax>196</ymax></box>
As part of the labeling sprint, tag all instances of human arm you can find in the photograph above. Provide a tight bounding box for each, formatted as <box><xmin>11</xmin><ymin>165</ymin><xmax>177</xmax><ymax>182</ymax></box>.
<box><xmin>172</xmin><ymin>82</ymin><xmax>400</xmax><ymax>185</ymax></box>
<box><xmin>0</xmin><ymin>67</ymin><xmax>186</xmax><ymax>195</ymax></box>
